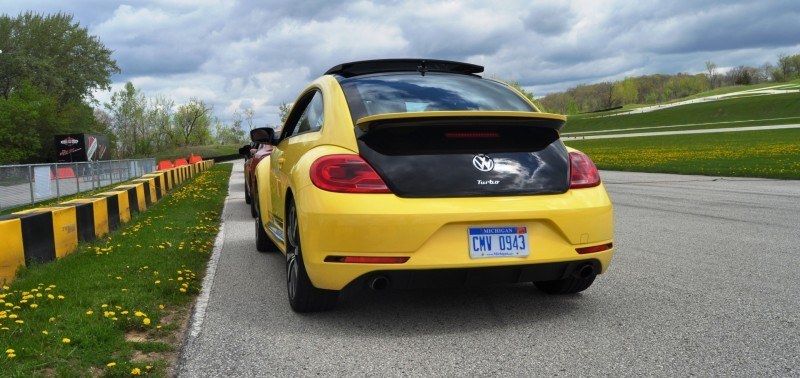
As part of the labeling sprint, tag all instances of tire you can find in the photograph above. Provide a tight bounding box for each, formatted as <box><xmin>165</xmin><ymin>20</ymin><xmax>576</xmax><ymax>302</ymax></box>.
<box><xmin>534</xmin><ymin>265</ymin><xmax>596</xmax><ymax>294</ymax></box>
<box><xmin>255</xmin><ymin>212</ymin><xmax>278</xmax><ymax>253</ymax></box>
<box><xmin>249</xmin><ymin>193</ymin><xmax>258</xmax><ymax>218</ymax></box>
<box><xmin>244</xmin><ymin>184</ymin><xmax>252</xmax><ymax>204</ymax></box>
<box><xmin>285</xmin><ymin>200</ymin><xmax>338</xmax><ymax>312</ymax></box>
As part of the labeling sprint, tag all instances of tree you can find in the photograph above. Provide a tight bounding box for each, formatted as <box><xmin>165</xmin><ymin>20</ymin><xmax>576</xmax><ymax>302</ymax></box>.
<box><xmin>278</xmin><ymin>102</ymin><xmax>292</xmax><ymax>125</ymax></box>
<box><xmin>705</xmin><ymin>61</ymin><xmax>718</xmax><ymax>89</ymax></box>
<box><xmin>0</xmin><ymin>84</ymin><xmax>46</xmax><ymax>163</ymax></box>
<box><xmin>174</xmin><ymin>98</ymin><xmax>212</xmax><ymax>146</ymax></box>
<box><xmin>147</xmin><ymin>95</ymin><xmax>176</xmax><ymax>150</ymax></box>
<box><xmin>105</xmin><ymin>82</ymin><xmax>147</xmax><ymax>157</ymax></box>
<box><xmin>0</xmin><ymin>12</ymin><xmax>119</xmax><ymax>104</ymax></box>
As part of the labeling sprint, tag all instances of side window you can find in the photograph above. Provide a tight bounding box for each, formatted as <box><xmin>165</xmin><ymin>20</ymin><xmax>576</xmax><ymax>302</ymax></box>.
<box><xmin>291</xmin><ymin>91</ymin><xmax>324</xmax><ymax>137</ymax></box>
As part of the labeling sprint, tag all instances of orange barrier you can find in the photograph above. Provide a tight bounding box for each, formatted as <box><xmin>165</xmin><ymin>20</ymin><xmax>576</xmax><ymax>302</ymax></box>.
<box><xmin>174</xmin><ymin>158</ymin><xmax>189</xmax><ymax>167</ymax></box>
<box><xmin>158</xmin><ymin>160</ymin><xmax>174</xmax><ymax>170</ymax></box>
<box><xmin>48</xmin><ymin>166</ymin><xmax>76</xmax><ymax>179</ymax></box>
<box><xmin>189</xmin><ymin>154</ymin><xmax>202</xmax><ymax>164</ymax></box>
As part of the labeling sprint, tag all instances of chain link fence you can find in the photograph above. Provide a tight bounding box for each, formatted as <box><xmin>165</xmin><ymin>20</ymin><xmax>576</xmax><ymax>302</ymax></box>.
<box><xmin>0</xmin><ymin>159</ymin><xmax>156</xmax><ymax>212</ymax></box>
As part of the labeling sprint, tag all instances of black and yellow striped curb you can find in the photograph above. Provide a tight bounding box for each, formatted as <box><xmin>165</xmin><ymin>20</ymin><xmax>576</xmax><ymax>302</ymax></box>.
<box><xmin>0</xmin><ymin>160</ymin><xmax>215</xmax><ymax>283</ymax></box>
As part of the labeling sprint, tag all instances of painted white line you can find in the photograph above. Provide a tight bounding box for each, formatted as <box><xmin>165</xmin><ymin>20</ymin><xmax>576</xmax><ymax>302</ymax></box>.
<box><xmin>562</xmin><ymin>116</ymin><xmax>800</xmax><ymax>136</ymax></box>
<box><xmin>187</xmin><ymin>181</ymin><xmax>230</xmax><ymax>339</ymax></box>
<box><xmin>562</xmin><ymin>123</ymin><xmax>800</xmax><ymax>141</ymax></box>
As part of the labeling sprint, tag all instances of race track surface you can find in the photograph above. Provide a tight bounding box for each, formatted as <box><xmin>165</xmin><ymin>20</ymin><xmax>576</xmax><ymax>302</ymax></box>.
<box><xmin>178</xmin><ymin>161</ymin><xmax>799</xmax><ymax>376</ymax></box>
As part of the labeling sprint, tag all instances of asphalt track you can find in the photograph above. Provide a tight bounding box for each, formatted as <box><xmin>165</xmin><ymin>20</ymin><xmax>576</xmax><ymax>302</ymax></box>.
<box><xmin>178</xmin><ymin>161</ymin><xmax>799</xmax><ymax>376</ymax></box>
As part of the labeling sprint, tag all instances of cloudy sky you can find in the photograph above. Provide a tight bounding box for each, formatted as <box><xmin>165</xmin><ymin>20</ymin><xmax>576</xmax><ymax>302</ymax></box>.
<box><xmin>4</xmin><ymin>0</ymin><xmax>800</xmax><ymax>127</ymax></box>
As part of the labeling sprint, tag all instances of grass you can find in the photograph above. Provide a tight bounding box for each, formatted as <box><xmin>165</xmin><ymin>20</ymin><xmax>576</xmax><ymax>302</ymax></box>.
<box><xmin>567</xmin><ymin>128</ymin><xmax>800</xmax><ymax>179</ymax></box>
<box><xmin>154</xmin><ymin>144</ymin><xmax>241</xmax><ymax>162</ymax></box>
<box><xmin>0</xmin><ymin>163</ymin><xmax>232</xmax><ymax>376</ymax></box>
<box><xmin>565</xmin><ymin>93</ymin><xmax>800</xmax><ymax>133</ymax></box>
<box><xmin>562</xmin><ymin>117</ymin><xmax>800</xmax><ymax>137</ymax></box>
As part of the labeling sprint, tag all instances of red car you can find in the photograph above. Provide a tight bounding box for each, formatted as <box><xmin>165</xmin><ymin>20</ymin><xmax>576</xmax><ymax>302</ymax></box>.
<box><xmin>240</xmin><ymin>127</ymin><xmax>274</xmax><ymax>217</ymax></box>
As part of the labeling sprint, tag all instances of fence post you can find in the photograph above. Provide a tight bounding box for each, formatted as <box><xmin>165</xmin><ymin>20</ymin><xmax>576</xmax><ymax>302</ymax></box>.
<box><xmin>75</xmin><ymin>162</ymin><xmax>80</xmax><ymax>193</ymax></box>
<box><xmin>55</xmin><ymin>163</ymin><xmax>61</xmax><ymax>201</ymax></box>
<box><xmin>28</xmin><ymin>165</ymin><xmax>35</xmax><ymax>205</ymax></box>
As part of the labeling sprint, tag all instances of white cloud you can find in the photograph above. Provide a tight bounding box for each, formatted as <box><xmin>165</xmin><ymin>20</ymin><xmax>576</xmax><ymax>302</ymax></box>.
<box><xmin>7</xmin><ymin>0</ymin><xmax>800</xmax><ymax>127</ymax></box>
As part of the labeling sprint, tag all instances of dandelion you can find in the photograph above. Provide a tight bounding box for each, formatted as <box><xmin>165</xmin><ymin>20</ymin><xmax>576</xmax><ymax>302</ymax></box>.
<box><xmin>62</xmin><ymin>338</ymin><xmax>70</xmax><ymax>344</ymax></box>
<box><xmin>15</xmin><ymin>320</ymin><xmax>23</xmax><ymax>324</ymax></box>
<box><xmin>7</xmin><ymin>353</ymin><xmax>15</xmax><ymax>358</ymax></box>
<box><xmin>131</xmin><ymin>367</ymin><xmax>142</xmax><ymax>375</ymax></box>
<box><xmin>154</xmin><ymin>280</ymin><xmax>161</xmax><ymax>285</ymax></box>
<box><xmin>49</xmin><ymin>317</ymin><xmax>55</xmax><ymax>322</ymax></box>
<box><xmin>158</xmin><ymin>304</ymin><xmax>165</xmax><ymax>310</ymax></box>
<box><xmin>107</xmin><ymin>362</ymin><xmax>117</xmax><ymax>367</ymax></box>
<box><xmin>5</xmin><ymin>349</ymin><xmax>13</xmax><ymax>354</ymax></box>
<box><xmin>143</xmin><ymin>318</ymin><xmax>151</xmax><ymax>325</ymax></box>
<box><xmin>58</xmin><ymin>295</ymin><xmax>64</xmax><ymax>300</ymax></box>
<box><xmin>42</xmin><ymin>330</ymin><xmax>49</xmax><ymax>335</ymax></box>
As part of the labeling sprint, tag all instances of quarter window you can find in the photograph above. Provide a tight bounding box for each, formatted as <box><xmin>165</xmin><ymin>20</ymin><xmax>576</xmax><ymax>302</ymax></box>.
<box><xmin>291</xmin><ymin>91</ymin><xmax>324</xmax><ymax>137</ymax></box>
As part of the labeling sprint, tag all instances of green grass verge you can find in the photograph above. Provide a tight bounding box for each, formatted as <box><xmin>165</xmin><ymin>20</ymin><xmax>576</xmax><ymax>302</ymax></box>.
<box><xmin>0</xmin><ymin>163</ymin><xmax>232</xmax><ymax>376</ymax></box>
<box><xmin>565</xmin><ymin>93</ymin><xmax>800</xmax><ymax>133</ymax></box>
<box><xmin>567</xmin><ymin>128</ymin><xmax>800</xmax><ymax>179</ymax></box>
<box><xmin>154</xmin><ymin>144</ymin><xmax>241</xmax><ymax>162</ymax></box>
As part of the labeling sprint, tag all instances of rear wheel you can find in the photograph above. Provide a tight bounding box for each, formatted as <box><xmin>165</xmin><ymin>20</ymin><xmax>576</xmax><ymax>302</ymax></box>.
<box><xmin>285</xmin><ymin>200</ymin><xmax>338</xmax><ymax>312</ymax></box>
<box><xmin>244</xmin><ymin>184</ymin><xmax>251</xmax><ymax>204</ymax></box>
<box><xmin>534</xmin><ymin>265</ymin><xmax>596</xmax><ymax>294</ymax></box>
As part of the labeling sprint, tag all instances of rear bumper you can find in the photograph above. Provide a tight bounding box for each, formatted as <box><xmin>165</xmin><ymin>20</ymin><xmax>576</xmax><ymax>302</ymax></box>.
<box><xmin>294</xmin><ymin>183</ymin><xmax>614</xmax><ymax>291</ymax></box>
<box><xmin>346</xmin><ymin>259</ymin><xmax>602</xmax><ymax>291</ymax></box>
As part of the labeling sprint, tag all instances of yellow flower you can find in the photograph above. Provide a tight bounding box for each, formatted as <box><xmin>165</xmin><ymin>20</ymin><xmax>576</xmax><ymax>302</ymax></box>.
<box><xmin>179</xmin><ymin>288</ymin><xmax>187</xmax><ymax>293</ymax></box>
<box><xmin>62</xmin><ymin>338</ymin><xmax>70</xmax><ymax>343</ymax></box>
<box><xmin>49</xmin><ymin>317</ymin><xmax>55</xmax><ymax>322</ymax></box>
<box><xmin>15</xmin><ymin>320</ymin><xmax>24</xmax><ymax>324</ymax></box>
<box><xmin>134</xmin><ymin>311</ymin><xmax>145</xmax><ymax>317</ymax></box>
<box><xmin>86</xmin><ymin>310</ymin><xmax>94</xmax><ymax>315</ymax></box>
<box><xmin>29</xmin><ymin>303</ymin><xmax>38</xmax><ymax>308</ymax></box>
<box><xmin>42</xmin><ymin>330</ymin><xmax>49</xmax><ymax>335</ymax></box>
<box><xmin>57</xmin><ymin>295</ymin><xmax>64</xmax><ymax>300</ymax></box>
<box><xmin>131</xmin><ymin>367</ymin><xmax>142</xmax><ymax>375</ymax></box>
<box><xmin>47</xmin><ymin>294</ymin><xmax>55</xmax><ymax>300</ymax></box>
<box><xmin>1</xmin><ymin>286</ymin><xmax>8</xmax><ymax>290</ymax></box>
<box><xmin>5</xmin><ymin>349</ymin><xmax>14</xmax><ymax>354</ymax></box>
<box><xmin>154</xmin><ymin>280</ymin><xmax>161</xmax><ymax>284</ymax></box>
<box><xmin>107</xmin><ymin>362</ymin><xmax>116</xmax><ymax>367</ymax></box>
<box><xmin>146</xmin><ymin>365</ymin><xmax>152</xmax><ymax>370</ymax></box>
<box><xmin>143</xmin><ymin>318</ymin><xmax>151</xmax><ymax>325</ymax></box>
<box><xmin>7</xmin><ymin>353</ymin><xmax>15</xmax><ymax>358</ymax></box>
<box><xmin>101</xmin><ymin>304</ymin><xmax>108</xmax><ymax>308</ymax></box>
<box><xmin>158</xmin><ymin>304</ymin><xmax>164</xmax><ymax>310</ymax></box>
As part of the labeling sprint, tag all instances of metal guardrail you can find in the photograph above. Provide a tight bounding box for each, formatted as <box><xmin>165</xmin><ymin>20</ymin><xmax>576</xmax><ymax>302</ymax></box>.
<box><xmin>0</xmin><ymin>159</ymin><xmax>156</xmax><ymax>211</ymax></box>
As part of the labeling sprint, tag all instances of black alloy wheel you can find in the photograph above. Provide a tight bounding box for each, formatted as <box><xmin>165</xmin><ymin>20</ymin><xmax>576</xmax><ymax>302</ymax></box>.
<box><xmin>285</xmin><ymin>200</ymin><xmax>338</xmax><ymax>312</ymax></box>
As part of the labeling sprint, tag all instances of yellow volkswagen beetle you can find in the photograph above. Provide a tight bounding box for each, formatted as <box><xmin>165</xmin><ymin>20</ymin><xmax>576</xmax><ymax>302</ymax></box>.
<box><xmin>253</xmin><ymin>59</ymin><xmax>614</xmax><ymax>312</ymax></box>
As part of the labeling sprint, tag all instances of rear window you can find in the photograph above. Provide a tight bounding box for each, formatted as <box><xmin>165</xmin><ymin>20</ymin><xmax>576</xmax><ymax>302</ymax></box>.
<box><xmin>338</xmin><ymin>73</ymin><xmax>536</xmax><ymax>123</ymax></box>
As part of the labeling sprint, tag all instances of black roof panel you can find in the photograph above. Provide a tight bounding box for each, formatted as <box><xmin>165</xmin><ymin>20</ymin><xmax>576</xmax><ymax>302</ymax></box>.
<box><xmin>325</xmin><ymin>59</ymin><xmax>484</xmax><ymax>77</ymax></box>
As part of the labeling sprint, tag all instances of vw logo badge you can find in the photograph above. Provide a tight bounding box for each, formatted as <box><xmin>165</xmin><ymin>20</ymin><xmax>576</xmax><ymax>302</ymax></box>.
<box><xmin>472</xmin><ymin>154</ymin><xmax>495</xmax><ymax>172</ymax></box>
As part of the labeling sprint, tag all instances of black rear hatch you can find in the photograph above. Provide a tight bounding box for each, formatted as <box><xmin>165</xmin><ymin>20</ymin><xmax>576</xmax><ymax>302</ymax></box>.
<box><xmin>356</xmin><ymin>112</ymin><xmax>569</xmax><ymax>198</ymax></box>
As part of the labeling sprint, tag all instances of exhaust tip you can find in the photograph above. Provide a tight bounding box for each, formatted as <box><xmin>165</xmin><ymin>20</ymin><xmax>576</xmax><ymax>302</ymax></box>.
<box><xmin>577</xmin><ymin>264</ymin><xmax>595</xmax><ymax>279</ymax></box>
<box><xmin>368</xmin><ymin>276</ymin><xmax>390</xmax><ymax>291</ymax></box>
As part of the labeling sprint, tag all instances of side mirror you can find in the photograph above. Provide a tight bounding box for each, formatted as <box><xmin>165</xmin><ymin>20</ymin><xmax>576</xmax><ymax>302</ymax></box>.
<box><xmin>250</xmin><ymin>127</ymin><xmax>275</xmax><ymax>144</ymax></box>
<box><xmin>238</xmin><ymin>145</ymin><xmax>251</xmax><ymax>156</ymax></box>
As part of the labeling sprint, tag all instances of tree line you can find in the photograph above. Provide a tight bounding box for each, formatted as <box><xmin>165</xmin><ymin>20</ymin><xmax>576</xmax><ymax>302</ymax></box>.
<box><xmin>0</xmin><ymin>12</ymin><xmax>251</xmax><ymax>165</ymax></box>
<box><xmin>538</xmin><ymin>53</ymin><xmax>800</xmax><ymax>115</ymax></box>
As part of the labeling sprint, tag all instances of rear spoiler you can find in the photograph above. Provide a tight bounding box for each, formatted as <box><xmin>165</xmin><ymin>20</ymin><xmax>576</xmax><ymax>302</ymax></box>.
<box><xmin>355</xmin><ymin>111</ymin><xmax>566</xmax><ymax>132</ymax></box>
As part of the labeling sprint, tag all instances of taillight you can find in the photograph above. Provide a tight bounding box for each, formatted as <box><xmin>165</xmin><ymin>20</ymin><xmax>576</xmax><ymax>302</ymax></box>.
<box><xmin>324</xmin><ymin>256</ymin><xmax>409</xmax><ymax>263</ymax></box>
<box><xmin>445</xmin><ymin>132</ymin><xmax>500</xmax><ymax>139</ymax></box>
<box><xmin>310</xmin><ymin>155</ymin><xmax>391</xmax><ymax>193</ymax></box>
<box><xmin>569</xmin><ymin>151</ymin><xmax>601</xmax><ymax>189</ymax></box>
<box><xmin>576</xmin><ymin>242</ymin><xmax>613</xmax><ymax>254</ymax></box>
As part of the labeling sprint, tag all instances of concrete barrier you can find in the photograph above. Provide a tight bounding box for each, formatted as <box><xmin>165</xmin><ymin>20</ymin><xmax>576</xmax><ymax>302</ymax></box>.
<box><xmin>0</xmin><ymin>160</ymin><xmax>215</xmax><ymax>284</ymax></box>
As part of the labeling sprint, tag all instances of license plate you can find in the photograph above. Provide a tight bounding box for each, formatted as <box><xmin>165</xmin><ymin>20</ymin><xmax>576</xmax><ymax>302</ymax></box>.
<box><xmin>468</xmin><ymin>226</ymin><xmax>530</xmax><ymax>259</ymax></box>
